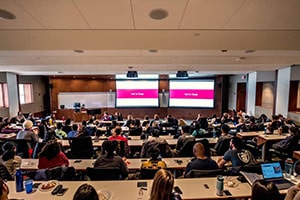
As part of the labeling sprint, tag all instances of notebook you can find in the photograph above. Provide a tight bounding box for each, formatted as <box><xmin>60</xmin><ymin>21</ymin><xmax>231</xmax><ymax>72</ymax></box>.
<box><xmin>261</xmin><ymin>162</ymin><xmax>295</xmax><ymax>190</ymax></box>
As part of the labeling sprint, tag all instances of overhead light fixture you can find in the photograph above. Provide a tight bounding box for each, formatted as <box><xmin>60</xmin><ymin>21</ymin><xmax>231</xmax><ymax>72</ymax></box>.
<box><xmin>176</xmin><ymin>71</ymin><xmax>188</xmax><ymax>78</ymax></box>
<box><xmin>149</xmin><ymin>8</ymin><xmax>169</xmax><ymax>20</ymax></box>
<box><xmin>126</xmin><ymin>71</ymin><xmax>138</xmax><ymax>78</ymax></box>
<box><xmin>235</xmin><ymin>57</ymin><xmax>246</xmax><ymax>62</ymax></box>
<box><xmin>245</xmin><ymin>50</ymin><xmax>256</xmax><ymax>53</ymax></box>
<box><xmin>0</xmin><ymin>9</ymin><xmax>16</xmax><ymax>20</ymax></box>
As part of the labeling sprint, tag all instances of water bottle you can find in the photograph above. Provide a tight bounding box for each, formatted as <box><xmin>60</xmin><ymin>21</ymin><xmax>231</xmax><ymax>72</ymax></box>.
<box><xmin>216</xmin><ymin>175</ymin><xmax>224</xmax><ymax>196</ymax></box>
<box><xmin>213</xmin><ymin>128</ymin><xmax>217</xmax><ymax>138</ymax></box>
<box><xmin>285</xmin><ymin>158</ymin><xmax>293</xmax><ymax>178</ymax></box>
<box><xmin>15</xmin><ymin>168</ymin><xmax>24</xmax><ymax>192</ymax></box>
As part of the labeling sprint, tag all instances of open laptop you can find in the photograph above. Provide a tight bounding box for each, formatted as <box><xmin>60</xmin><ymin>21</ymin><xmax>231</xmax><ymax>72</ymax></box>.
<box><xmin>261</xmin><ymin>162</ymin><xmax>295</xmax><ymax>190</ymax></box>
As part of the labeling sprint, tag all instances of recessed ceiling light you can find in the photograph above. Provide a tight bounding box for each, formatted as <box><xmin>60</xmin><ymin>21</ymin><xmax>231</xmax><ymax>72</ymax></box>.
<box><xmin>221</xmin><ymin>49</ymin><xmax>228</xmax><ymax>53</ymax></box>
<box><xmin>128</xmin><ymin>66</ymin><xmax>133</xmax><ymax>69</ymax></box>
<box><xmin>148</xmin><ymin>49</ymin><xmax>158</xmax><ymax>53</ymax></box>
<box><xmin>193</xmin><ymin>33</ymin><xmax>200</xmax><ymax>37</ymax></box>
<box><xmin>245</xmin><ymin>50</ymin><xmax>256</xmax><ymax>53</ymax></box>
<box><xmin>73</xmin><ymin>49</ymin><xmax>84</xmax><ymax>53</ymax></box>
<box><xmin>149</xmin><ymin>8</ymin><xmax>169</xmax><ymax>20</ymax></box>
<box><xmin>0</xmin><ymin>9</ymin><xmax>16</xmax><ymax>20</ymax></box>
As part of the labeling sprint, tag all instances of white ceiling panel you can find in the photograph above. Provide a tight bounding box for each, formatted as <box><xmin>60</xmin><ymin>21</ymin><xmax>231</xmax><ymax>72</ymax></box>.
<box><xmin>14</xmin><ymin>0</ymin><xmax>89</xmax><ymax>29</ymax></box>
<box><xmin>225</xmin><ymin>0</ymin><xmax>300</xmax><ymax>29</ymax></box>
<box><xmin>180</xmin><ymin>0</ymin><xmax>246</xmax><ymax>29</ymax></box>
<box><xmin>132</xmin><ymin>0</ymin><xmax>188</xmax><ymax>29</ymax></box>
<box><xmin>0</xmin><ymin>0</ymin><xmax>43</xmax><ymax>29</ymax></box>
<box><xmin>74</xmin><ymin>0</ymin><xmax>134</xmax><ymax>29</ymax></box>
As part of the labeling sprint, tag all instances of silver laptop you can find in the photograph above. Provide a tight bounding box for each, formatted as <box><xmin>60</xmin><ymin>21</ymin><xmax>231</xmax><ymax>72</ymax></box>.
<box><xmin>261</xmin><ymin>162</ymin><xmax>295</xmax><ymax>190</ymax></box>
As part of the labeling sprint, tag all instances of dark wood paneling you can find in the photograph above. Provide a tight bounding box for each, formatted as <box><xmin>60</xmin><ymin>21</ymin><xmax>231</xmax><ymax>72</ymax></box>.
<box><xmin>237</xmin><ymin>83</ymin><xmax>246</xmax><ymax>112</ymax></box>
<box><xmin>289</xmin><ymin>81</ymin><xmax>298</xmax><ymax>111</ymax></box>
<box><xmin>255</xmin><ymin>82</ymin><xmax>263</xmax><ymax>106</ymax></box>
<box><xmin>50</xmin><ymin>75</ymin><xmax>223</xmax><ymax>121</ymax></box>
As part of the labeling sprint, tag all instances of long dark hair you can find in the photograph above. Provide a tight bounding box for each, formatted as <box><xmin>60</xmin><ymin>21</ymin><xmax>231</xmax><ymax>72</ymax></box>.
<box><xmin>38</xmin><ymin>140</ymin><xmax>61</xmax><ymax>160</ymax></box>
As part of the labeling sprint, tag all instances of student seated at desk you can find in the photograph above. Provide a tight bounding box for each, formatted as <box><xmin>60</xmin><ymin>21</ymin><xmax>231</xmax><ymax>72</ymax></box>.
<box><xmin>108</xmin><ymin>126</ymin><xmax>129</xmax><ymax>154</ymax></box>
<box><xmin>1</xmin><ymin>142</ymin><xmax>21</xmax><ymax>178</ymax></box>
<box><xmin>141</xmin><ymin>147</ymin><xmax>167</xmax><ymax>169</ymax></box>
<box><xmin>16</xmin><ymin>120</ymin><xmax>39</xmax><ymax>153</ymax></box>
<box><xmin>94</xmin><ymin>140</ymin><xmax>128</xmax><ymax>179</ymax></box>
<box><xmin>184</xmin><ymin>143</ymin><xmax>218</xmax><ymax>176</ymax></box>
<box><xmin>38</xmin><ymin>140</ymin><xmax>69</xmax><ymax>169</ymax></box>
<box><xmin>213</xmin><ymin>124</ymin><xmax>232</xmax><ymax>154</ymax></box>
<box><xmin>67</xmin><ymin>124</ymin><xmax>78</xmax><ymax>138</ymax></box>
<box><xmin>251</xmin><ymin>180</ymin><xmax>281</xmax><ymax>200</ymax></box>
<box><xmin>55</xmin><ymin>122</ymin><xmax>67</xmax><ymax>139</ymax></box>
<box><xmin>175</xmin><ymin>125</ymin><xmax>195</xmax><ymax>152</ymax></box>
<box><xmin>217</xmin><ymin>137</ymin><xmax>254</xmax><ymax>172</ymax></box>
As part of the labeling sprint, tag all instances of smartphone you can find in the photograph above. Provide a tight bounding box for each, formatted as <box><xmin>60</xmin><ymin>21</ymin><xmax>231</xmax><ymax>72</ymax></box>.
<box><xmin>223</xmin><ymin>190</ymin><xmax>232</xmax><ymax>196</ymax></box>
<box><xmin>174</xmin><ymin>186</ymin><xmax>183</xmax><ymax>194</ymax></box>
<box><xmin>137</xmin><ymin>182</ymin><xmax>147</xmax><ymax>188</ymax></box>
<box><xmin>57</xmin><ymin>188</ymin><xmax>68</xmax><ymax>196</ymax></box>
<box><xmin>74</xmin><ymin>160</ymin><xmax>82</xmax><ymax>163</ymax></box>
<box><xmin>33</xmin><ymin>183</ymin><xmax>42</xmax><ymax>189</ymax></box>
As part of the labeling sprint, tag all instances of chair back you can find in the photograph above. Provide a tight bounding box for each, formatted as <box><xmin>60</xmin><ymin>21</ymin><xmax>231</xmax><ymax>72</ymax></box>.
<box><xmin>180</xmin><ymin>139</ymin><xmax>196</xmax><ymax>157</ymax></box>
<box><xmin>7</xmin><ymin>139</ymin><xmax>30</xmax><ymax>158</ymax></box>
<box><xmin>215</xmin><ymin>138</ymin><xmax>231</xmax><ymax>156</ymax></box>
<box><xmin>86</xmin><ymin>167</ymin><xmax>121</xmax><ymax>180</ymax></box>
<box><xmin>46</xmin><ymin>166</ymin><xmax>76</xmax><ymax>180</ymax></box>
<box><xmin>184</xmin><ymin>169</ymin><xmax>224</xmax><ymax>178</ymax></box>
<box><xmin>32</xmin><ymin>142</ymin><xmax>46</xmax><ymax>159</ymax></box>
<box><xmin>69</xmin><ymin>136</ymin><xmax>93</xmax><ymax>159</ymax></box>
<box><xmin>111</xmin><ymin>140</ymin><xmax>128</xmax><ymax>157</ymax></box>
<box><xmin>140</xmin><ymin>168</ymin><xmax>160</xmax><ymax>179</ymax></box>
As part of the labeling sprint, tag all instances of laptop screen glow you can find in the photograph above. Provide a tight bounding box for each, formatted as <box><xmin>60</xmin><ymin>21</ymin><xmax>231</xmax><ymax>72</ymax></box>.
<box><xmin>261</xmin><ymin>162</ymin><xmax>283</xmax><ymax>179</ymax></box>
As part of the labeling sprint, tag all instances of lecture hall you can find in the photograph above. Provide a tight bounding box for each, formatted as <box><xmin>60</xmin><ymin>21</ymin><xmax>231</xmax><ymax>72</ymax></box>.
<box><xmin>0</xmin><ymin>1</ymin><xmax>300</xmax><ymax>200</ymax></box>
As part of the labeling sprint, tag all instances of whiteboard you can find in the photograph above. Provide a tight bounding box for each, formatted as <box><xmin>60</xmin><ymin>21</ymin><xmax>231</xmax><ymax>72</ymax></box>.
<box><xmin>58</xmin><ymin>92</ymin><xmax>115</xmax><ymax>109</ymax></box>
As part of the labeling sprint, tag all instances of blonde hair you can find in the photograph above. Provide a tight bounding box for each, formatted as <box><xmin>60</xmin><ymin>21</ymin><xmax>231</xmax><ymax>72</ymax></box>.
<box><xmin>150</xmin><ymin>169</ymin><xmax>174</xmax><ymax>200</ymax></box>
<box><xmin>23</xmin><ymin>120</ymin><xmax>33</xmax><ymax>129</ymax></box>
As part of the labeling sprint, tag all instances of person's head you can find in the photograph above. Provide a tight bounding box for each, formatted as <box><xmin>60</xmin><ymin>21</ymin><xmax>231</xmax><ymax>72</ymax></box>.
<box><xmin>230</xmin><ymin>137</ymin><xmax>243</xmax><ymax>150</ymax></box>
<box><xmin>289</xmin><ymin>126</ymin><xmax>299</xmax><ymax>137</ymax></box>
<box><xmin>150</xmin><ymin>169</ymin><xmax>174</xmax><ymax>200</ymax></box>
<box><xmin>1</xmin><ymin>142</ymin><xmax>16</xmax><ymax>161</ymax></box>
<box><xmin>73</xmin><ymin>183</ymin><xmax>99</xmax><ymax>200</ymax></box>
<box><xmin>72</xmin><ymin>124</ymin><xmax>78</xmax><ymax>131</ymax></box>
<box><xmin>23</xmin><ymin>120</ymin><xmax>33</xmax><ymax>130</ymax></box>
<box><xmin>101</xmin><ymin>141</ymin><xmax>115</xmax><ymax>158</ymax></box>
<box><xmin>0</xmin><ymin>178</ymin><xmax>9</xmax><ymax>200</ymax></box>
<box><xmin>39</xmin><ymin>140</ymin><xmax>61</xmax><ymax>160</ymax></box>
<box><xmin>221</xmin><ymin>124</ymin><xmax>230</xmax><ymax>134</ymax></box>
<box><xmin>114</xmin><ymin>126</ymin><xmax>122</xmax><ymax>136</ymax></box>
<box><xmin>265</xmin><ymin>126</ymin><xmax>274</xmax><ymax>134</ymax></box>
<box><xmin>56</xmin><ymin>122</ymin><xmax>63</xmax><ymax>130</ymax></box>
<box><xmin>104</xmin><ymin>111</ymin><xmax>109</xmax><ymax>116</ymax></box>
<box><xmin>65</xmin><ymin>118</ymin><xmax>71</xmax><ymax>126</ymax></box>
<box><xmin>181</xmin><ymin>125</ymin><xmax>190</xmax><ymax>134</ymax></box>
<box><xmin>154</xmin><ymin>114</ymin><xmax>159</xmax><ymax>120</ymax></box>
<box><xmin>251</xmin><ymin>180</ymin><xmax>281</xmax><ymax>200</ymax></box>
<box><xmin>135</xmin><ymin>119</ymin><xmax>141</xmax><ymax>126</ymax></box>
<box><xmin>151</xmin><ymin>129</ymin><xmax>160</xmax><ymax>137</ymax></box>
<box><xmin>193</xmin><ymin>143</ymin><xmax>205</xmax><ymax>157</ymax></box>
<box><xmin>272</xmin><ymin>115</ymin><xmax>279</xmax><ymax>121</ymax></box>
<box><xmin>149</xmin><ymin>147</ymin><xmax>161</xmax><ymax>160</ymax></box>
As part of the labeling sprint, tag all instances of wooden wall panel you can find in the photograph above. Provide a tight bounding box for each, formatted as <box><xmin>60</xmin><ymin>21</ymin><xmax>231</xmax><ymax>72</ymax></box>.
<box><xmin>50</xmin><ymin>75</ymin><xmax>223</xmax><ymax>121</ymax></box>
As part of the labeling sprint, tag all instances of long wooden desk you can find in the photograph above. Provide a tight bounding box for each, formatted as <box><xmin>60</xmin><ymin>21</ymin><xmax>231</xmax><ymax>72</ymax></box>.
<box><xmin>6</xmin><ymin>177</ymin><xmax>251</xmax><ymax>200</ymax></box>
<box><xmin>293</xmin><ymin>151</ymin><xmax>300</xmax><ymax>160</ymax></box>
<box><xmin>21</xmin><ymin>157</ymin><xmax>220</xmax><ymax>171</ymax></box>
<box><xmin>58</xmin><ymin>137</ymin><xmax>218</xmax><ymax>148</ymax></box>
<box><xmin>236</xmin><ymin>131</ymin><xmax>265</xmax><ymax>139</ymax></box>
<box><xmin>257</xmin><ymin>134</ymin><xmax>288</xmax><ymax>161</ymax></box>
